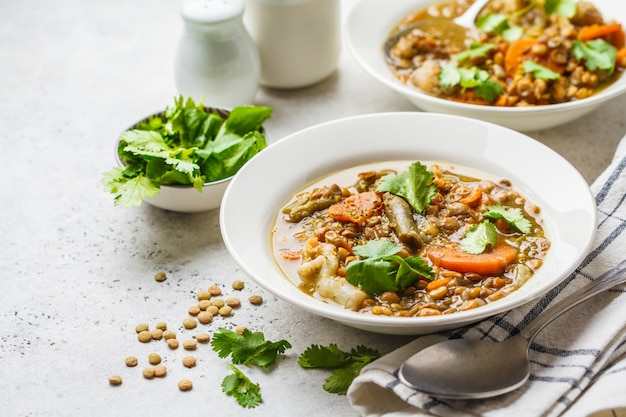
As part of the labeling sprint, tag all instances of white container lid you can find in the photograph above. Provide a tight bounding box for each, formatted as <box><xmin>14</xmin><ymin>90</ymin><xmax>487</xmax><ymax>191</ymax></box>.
<box><xmin>181</xmin><ymin>0</ymin><xmax>244</xmax><ymax>23</ymax></box>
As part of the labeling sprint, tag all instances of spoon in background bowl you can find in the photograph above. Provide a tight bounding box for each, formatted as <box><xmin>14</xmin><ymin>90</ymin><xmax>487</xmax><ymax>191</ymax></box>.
<box><xmin>384</xmin><ymin>0</ymin><xmax>490</xmax><ymax>66</ymax></box>
<box><xmin>398</xmin><ymin>258</ymin><xmax>626</xmax><ymax>400</ymax></box>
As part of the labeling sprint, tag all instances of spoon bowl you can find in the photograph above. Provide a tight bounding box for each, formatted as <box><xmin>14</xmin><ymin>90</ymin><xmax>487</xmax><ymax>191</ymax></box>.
<box><xmin>399</xmin><ymin>259</ymin><xmax>626</xmax><ymax>399</ymax></box>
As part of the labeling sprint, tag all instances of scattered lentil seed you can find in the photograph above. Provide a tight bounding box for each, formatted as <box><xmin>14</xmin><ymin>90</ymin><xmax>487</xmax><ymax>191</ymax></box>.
<box><xmin>135</xmin><ymin>323</ymin><xmax>149</xmax><ymax>333</ymax></box>
<box><xmin>188</xmin><ymin>305</ymin><xmax>201</xmax><ymax>316</ymax></box>
<box><xmin>182</xmin><ymin>318</ymin><xmax>197</xmax><ymax>329</ymax></box>
<box><xmin>182</xmin><ymin>356</ymin><xmax>197</xmax><ymax>368</ymax></box>
<box><xmin>154</xmin><ymin>271</ymin><xmax>167</xmax><ymax>282</ymax></box>
<box><xmin>137</xmin><ymin>331</ymin><xmax>152</xmax><ymax>343</ymax></box>
<box><xmin>166</xmin><ymin>339</ymin><xmax>179</xmax><ymax>350</ymax></box>
<box><xmin>196</xmin><ymin>290</ymin><xmax>211</xmax><ymax>301</ymax></box>
<box><xmin>206</xmin><ymin>305</ymin><xmax>219</xmax><ymax>316</ymax></box>
<box><xmin>232</xmin><ymin>280</ymin><xmax>245</xmax><ymax>290</ymax></box>
<box><xmin>248</xmin><ymin>295</ymin><xmax>263</xmax><ymax>305</ymax></box>
<box><xmin>218</xmin><ymin>305</ymin><xmax>233</xmax><ymax>317</ymax></box>
<box><xmin>211</xmin><ymin>299</ymin><xmax>225</xmax><ymax>308</ymax></box>
<box><xmin>150</xmin><ymin>329</ymin><xmax>164</xmax><ymax>340</ymax></box>
<box><xmin>148</xmin><ymin>352</ymin><xmax>162</xmax><ymax>365</ymax></box>
<box><xmin>197</xmin><ymin>299</ymin><xmax>212</xmax><ymax>310</ymax></box>
<box><xmin>225</xmin><ymin>297</ymin><xmax>241</xmax><ymax>308</ymax></box>
<box><xmin>142</xmin><ymin>367</ymin><xmax>155</xmax><ymax>379</ymax></box>
<box><xmin>108</xmin><ymin>375</ymin><xmax>123</xmax><ymax>386</ymax></box>
<box><xmin>178</xmin><ymin>379</ymin><xmax>193</xmax><ymax>391</ymax></box>
<box><xmin>155</xmin><ymin>322</ymin><xmax>167</xmax><ymax>331</ymax></box>
<box><xmin>163</xmin><ymin>330</ymin><xmax>177</xmax><ymax>340</ymax></box>
<box><xmin>208</xmin><ymin>285</ymin><xmax>222</xmax><ymax>296</ymax></box>
<box><xmin>197</xmin><ymin>311</ymin><xmax>213</xmax><ymax>324</ymax></box>
<box><xmin>196</xmin><ymin>332</ymin><xmax>211</xmax><ymax>343</ymax></box>
<box><xmin>154</xmin><ymin>365</ymin><xmax>167</xmax><ymax>378</ymax></box>
<box><xmin>125</xmin><ymin>356</ymin><xmax>138</xmax><ymax>367</ymax></box>
<box><xmin>183</xmin><ymin>339</ymin><xmax>197</xmax><ymax>350</ymax></box>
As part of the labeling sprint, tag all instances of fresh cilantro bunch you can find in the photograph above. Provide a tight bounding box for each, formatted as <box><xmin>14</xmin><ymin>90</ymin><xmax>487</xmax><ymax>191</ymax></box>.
<box><xmin>102</xmin><ymin>96</ymin><xmax>272</xmax><ymax>207</ymax></box>
<box><xmin>376</xmin><ymin>161</ymin><xmax>438</xmax><ymax>214</ymax></box>
<box><xmin>211</xmin><ymin>327</ymin><xmax>291</xmax><ymax>408</ymax></box>
<box><xmin>461</xmin><ymin>205</ymin><xmax>532</xmax><ymax>254</ymax></box>
<box><xmin>344</xmin><ymin>240</ymin><xmax>434</xmax><ymax>295</ymax></box>
<box><xmin>298</xmin><ymin>344</ymin><xmax>380</xmax><ymax>395</ymax></box>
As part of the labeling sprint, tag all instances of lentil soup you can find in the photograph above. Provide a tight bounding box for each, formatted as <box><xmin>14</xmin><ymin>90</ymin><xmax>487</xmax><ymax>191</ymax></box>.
<box><xmin>386</xmin><ymin>0</ymin><xmax>626</xmax><ymax>106</ymax></box>
<box><xmin>271</xmin><ymin>161</ymin><xmax>550</xmax><ymax>318</ymax></box>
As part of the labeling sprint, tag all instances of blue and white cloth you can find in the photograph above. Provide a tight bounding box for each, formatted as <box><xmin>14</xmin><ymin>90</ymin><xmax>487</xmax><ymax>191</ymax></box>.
<box><xmin>348</xmin><ymin>135</ymin><xmax>626</xmax><ymax>417</ymax></box>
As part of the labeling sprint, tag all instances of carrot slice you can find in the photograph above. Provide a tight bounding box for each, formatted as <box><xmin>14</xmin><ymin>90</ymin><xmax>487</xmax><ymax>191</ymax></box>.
<box><xmin>427</xmin><ymin>242</ymin><xmax>518</xmax><ymax>275</ymax></box>
<box><xmin>459</xmin><ymin>188</ymin><xmax>483</xmax><ymax>206</ymax></box>
<box><xmin>578</xmin><ymin>23</ymin><xmax>625</xmax><ymax>48</ymax></box>
<box><xmin>504</xmin><ymin>38</ymin><xmax>538</xmax><ymax>77</ymax></box>
<box><xmin>327</xmin><ymin>191</ymin><xmax>382</xmax><ymax>226</ymax></box>
<box><xmin>617</xmin><ymin>47</ymin><xmax>626</xmax><ymax>67</ymax></box>
<box><xmin>425</xmin><ymin>277</ymin><xmax>451</xmax><ymax>292</ymax></box>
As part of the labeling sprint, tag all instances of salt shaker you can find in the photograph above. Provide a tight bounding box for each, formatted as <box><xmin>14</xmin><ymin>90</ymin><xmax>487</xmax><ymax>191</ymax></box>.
<box><xmin>174</xmin><ymin>0</ymin><xmax>260</xmax><ymax>107</ymax></box>
<box><xmin>243</xmin><ymin>0</ymin><xmax>341</xmax><ymax>89</ymax></box>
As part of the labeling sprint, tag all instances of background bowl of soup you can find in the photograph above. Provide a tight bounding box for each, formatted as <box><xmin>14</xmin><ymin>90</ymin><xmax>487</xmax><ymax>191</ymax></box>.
<box><xmin>345</xmin><ymin>0</ymin><xmax>626</xmax><ymax>132</ymax></box>
<box><xmin>220</xmin><ymin>112</ymin><xmax>597</xmax><ymax>335</ymax></box>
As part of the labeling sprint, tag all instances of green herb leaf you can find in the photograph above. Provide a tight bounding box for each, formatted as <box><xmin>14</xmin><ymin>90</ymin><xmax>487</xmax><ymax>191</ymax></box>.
<box><xmin>461</xmin><ymin>221</ymin><xmax>498</xmax><ymax>254</ymax></box>
<box><xmin>439</xmin><ymin>66</ymin><xmax>504</xmax><ymax>103</ymax></box>
<box><xmin>523</xmin><ymin>60</ymin><xmax>560</xmax><ymax>80</ymax></box>
<box><xmin>222</xmin><ymin>364</ymin><xmax>263</xmax><ymax>408</ymax></box>
<box><xmin>345</xmin><ymin>240</ymin><xmax>433</xmax><ymax>295</ymax></box>
<box><xmin>298</xmin><ymin>344</ymin><xmax>380</xmax><ymax>395</ymax></box>
<box><xmin>101</xmin><ymin>170</ymin><xmax>160</xmax><ymax>207</ymax></box>
<box><xmin>453</xmin><ymin>43</ymin><xmax>495</xmax><ymax>63</ymax></box>
<box><xmin>211</xmin><ymin>328</ymin><xmax>291</xmax><ymax>368</ymax></box>
<box><xmin>572</xmin><ymin>39</ymin><xmax>617</xmax><ymax>74</ymax></box>
<box><xmin>484</xmin><ymin>204</ymin><xmax>532</xmax><ymax>233</ymax></box>
<box><xmin>439</xmin><ymin>64</ymin><xmax>462</xmax><ymax>87</ymax></box>
<box><xmin>544</xmin><ymin>0</ymin><xmax>577</xmax><ymax>18</ymax></box>
<box><xmin>476</xmin><ymin>13</ymin><xmax>508</xmax><ymax>34</ymax></box>
<box><xmin>376</xmin><ymin>161</ymin><xmax>438</xmax><ymax>214</ymax></box>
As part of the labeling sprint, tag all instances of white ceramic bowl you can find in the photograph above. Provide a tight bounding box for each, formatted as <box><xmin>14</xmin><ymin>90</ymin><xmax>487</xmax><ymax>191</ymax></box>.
<box><xmin>220</xmin><ymin>112</ymin><xmax>597</xmax><ymax>335</ymax></box>
<box><xmin>115</xmin><ymin>107</ymin><xmax>262</xmax><ymax>213</ymax></box>
<box><xmin>345</xmin><ymin>0</ymin><xmax>626</xmax><ymax>132</ymax></box>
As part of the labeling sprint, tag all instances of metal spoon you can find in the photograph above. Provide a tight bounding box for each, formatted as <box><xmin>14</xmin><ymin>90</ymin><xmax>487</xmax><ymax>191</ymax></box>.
<box><xmin>384</xmin><ymin>0</ymin><xmax>490</xmax><ymax>66</ymax></box>
<box><xmin>399</xmin><ymin>258</ymin><xmax>626</xmax><ymax>400</ymax></box>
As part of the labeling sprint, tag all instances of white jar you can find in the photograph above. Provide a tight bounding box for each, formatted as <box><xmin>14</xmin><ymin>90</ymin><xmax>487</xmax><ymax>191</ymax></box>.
<box><xmin>243</xmin><ymin>0</ymin><xmax>341</xmax><ymax>89</ymax></box>
<box><xmin>174</xmin><ymin>0</ymin><xmax>260</xmax><ymax>107</ymax></box>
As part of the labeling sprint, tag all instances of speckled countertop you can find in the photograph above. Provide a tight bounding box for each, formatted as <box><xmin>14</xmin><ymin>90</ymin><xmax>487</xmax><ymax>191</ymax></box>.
<box><xmin>1</xmin><ymin>1</ymin><xmax>625</xmax><ymax>416</ymax></box>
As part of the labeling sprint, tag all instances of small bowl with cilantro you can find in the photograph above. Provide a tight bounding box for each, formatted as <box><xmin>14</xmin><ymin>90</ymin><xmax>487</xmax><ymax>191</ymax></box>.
<box><xmin>220</xmin><ymin>112</ymin><xmax>597</xmax><ymax>335</ymax></box>
<box><xmin>102</xmin><ymin>96</ymin><xmax>272</xmax><ymax>213</ymax></box>
<box><xmin>346</xmin><ymin>0</ymin><xmax>626</xmax><ymax>131</ymax></box>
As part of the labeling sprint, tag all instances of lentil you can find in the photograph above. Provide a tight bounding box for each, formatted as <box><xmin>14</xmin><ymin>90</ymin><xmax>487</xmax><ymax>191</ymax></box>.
<box><xmin>197</xmin><ymin>299</ymin><xmax>212</xmax><ymax>311</ymax></box>
<box><xmin>225</xmin><ymin>297</ymin><xmax>241</xmax><ymax>308</ymax></box>
<box><xmin>232</xmin><ymin>280</ymin><xmax>245</xmax><ymax>290</ymax></box>
<box><xmin>211</xmin><ymin>298</ymin><xmax>225</xmax><ymax>308</ymax></box>
<box><xmin>182</xmin><ymin>356</ymin><xmax>197</xmax><ymax>368</ymax></box>
<box><xmin>142</xmin><ymin>367</ymin><xmax>155</xmax><ymax>379</ymax></box>
<box><xmin>125</xmin><ymin>356</ymin><xmax>138</xmax><ymax>367</ymax></box>
<box><xmin>155</xmin><ymin>322</ymin><xmax>167</xmax><ymax>331</ymax></box>
<box><xmin>154</xmin><ymin>271</ymin><xmax>167</xmax><ymax>282</ymax></box>
<box><xmin>218</xmin><ymin>305</ymin><xmax>233</xmax><ymax>317</ymax></box>
<box><xmin>182</xmin><ymin>318</ymin><xmax>197</xmax><ymax>330</ymax></box>
<box><xmin>178</xmin><ymin>379</ymin><xmax>193</xmax><ymax>391</ymax></box>
<box><xmin>148</xmin><ymin>352</ymin><xmax>161</xmax><ymax>365</ymax></box>
<box><xmin>108</xmin><ymin>375</ymin><xmax>123</xmax><ymax>386</ymax></box>
<box><xmin>197</xmin><ymin>311</ymin><xmax>214</xmax><ymax>324</ymax></box>
<box><xmin>196</xmin><ymin>332</ymin><xmax>211</xmax><ymax>343</ymax></box>
<box><xmin>135</xmin><ymin>323</ymin><xmax>149</xmax><ymax>333</ymax></box>
<box><xmin>183</xmin><ymin>339</ymin><xmax>197</xmax><ymax>350</ymax></box>
<box><xmin>162</xmin><ymin>330</ymin><xmax>177</xmax><ymax>340</ymax></box>
<box><xmin>208</xmin><ymin>285</ymin><xmax>222</xmax><ymax>296</ymax></box>
<box><xmin>248</xmin><ymin>295</ymin><xmax>263</xmax><ymax>305</ymax></box>
<box><xmin>154</xmin><ymin>365</ymin><xmax>167</xmax><ymax>378</ymax></box>
<box><xmin>137</xmin><ymin>331</ymin><xmax>152</xmax><ymax>343</ymax></box>
<box><xmin>196</xmin><ymin>290</ymin><xmax>211</xmax><ymax>301</ymax></box>
<box><xmin>188</xmin><ymin>305</ymin><xmax>201</xmax><ymax>316</ymax></box>
<box><xmin>150</xmin><ymin>329</ymin><xmax>163</xmax><ymax>340</ymax></box>
<box><xmin>166</xmin><ymin>339</ymin><xmax>179</xmax><ymax>350</ymax></box>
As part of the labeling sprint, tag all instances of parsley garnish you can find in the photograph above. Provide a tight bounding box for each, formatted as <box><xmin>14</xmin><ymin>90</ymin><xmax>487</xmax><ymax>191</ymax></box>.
<box><xmin>298</xmin><ymin>344</ymin><xmax>380</xmax><ymax>395</ymax></box>
<box><xmin>572</xmin><ymin>39</ymin><xmax>617</xmax><ymax>74</ymax></box>
<box><xmin>453</xmin><ymin>43</ymin><xmax>495</xmax><ymax>63</ymax></box>
<box><xmin>484</xmin><ymin>204</ymin><xmax>532</xmax><ymax>233</ymax></box>
<box><xmin>476</xmin><ymin>14</ymin><xmax>522</xmax><ymax>41</ymax></box>
<box><xmin>222</xmin><ymin>364</ymin><xmax>263</xmax><ymax>408</ymax></box>
<box><xmin>211</xmin><ymin>327</ymin><xmax>291</xmax><ymax>368</ymax></box>
<box><xmin>523</xmin><ymin>61</ymin><xmax>560</xmax><ymax>80</ymax></box>
<box><xmin>344</xmin><ymin>240</ymin><xmax>434</xmax><ymax>295</ymax></box>
<box><xmin>376</xmin><ymin>161</ymin><xmax>438</xmax><ymax>214</ymax></box>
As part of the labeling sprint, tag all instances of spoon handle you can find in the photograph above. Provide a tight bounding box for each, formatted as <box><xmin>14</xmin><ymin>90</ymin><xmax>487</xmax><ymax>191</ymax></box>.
<box><xmin>521</xmin><ymin>258</ymin><xmax>626</xmax><ymax>341</ymax></box>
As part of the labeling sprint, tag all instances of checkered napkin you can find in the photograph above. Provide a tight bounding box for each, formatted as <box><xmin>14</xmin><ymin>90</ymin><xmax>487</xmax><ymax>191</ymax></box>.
<box><xmin>348</xmin><ymin>135</ymin><xmax>626</xmax><ymax>417</ymax></box>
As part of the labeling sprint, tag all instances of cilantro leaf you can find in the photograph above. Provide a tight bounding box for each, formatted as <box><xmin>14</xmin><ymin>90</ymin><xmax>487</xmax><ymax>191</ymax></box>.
<box><xmin>345</xmin><ymin>240</ymin><xmax>433</xmax><ymax>295</ymax></box>
<box><xmin>484</xmin><ymin>204</ymin><xmax>532</xmax><ymax>233</ymax></box>
<box><xmin>439</xmin><ymin>64</ymin><xmax>462</xmax><ymax>87</ymax></box>
<box><xmin>222</xmin><ymin>364</ymin><xmax>263</xmax><ymax>408</ymax></box>
<box><xmin>453</xmin><ymin>43</ymin><xmax>495</xmax><ymax>63</ymax></box>
<box><xmin>476</xmin><ymin>13</ymin><xmax>508</xmax><ymax>34</ymax></box>
<box><xmin>572</xmin><ymin>39</ymin><xmax>617</xmax><ymax>74</ymax></box>
<box><xmin>101</xmin><ymin>170</ymin><xmax>160</xmax><ymax>208</ymax></box>
<box><xmin>523</xmin><ymin>60</ymin><xmax>560</xmax><ymax>80</ymax></box>
<box><xmin>298</xmin><ymin>344</ymin><xmax>380</xmax><ymax>395</ymax></box>
<box><xmin>439</xmin><ymin>66</ymin><xmax>504</xmax><ymax>103</ymax></box>
<box><xmin>376</xmin><ymin>161</ymin><xmax>437</xmax><ymax>214</ymax></box>
<box><xmin>544</xmin><ymin>0</ymin><xmax>577</xmax><ymax>18</ymax></box>
<box><xmin>461</xmin><ymin>221</ymin><xmax>498</xmax><ymax>254</ymax></box>
<box><xmin>211</xmin><ymin>328</ymin><xmax>291</xmax><ymax>368</ymax></box>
